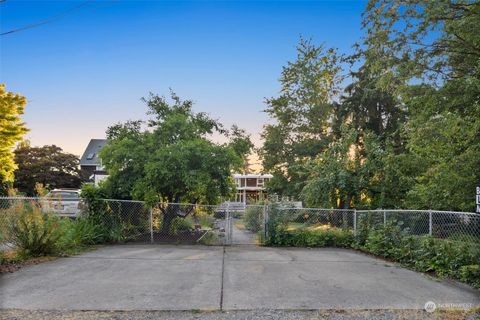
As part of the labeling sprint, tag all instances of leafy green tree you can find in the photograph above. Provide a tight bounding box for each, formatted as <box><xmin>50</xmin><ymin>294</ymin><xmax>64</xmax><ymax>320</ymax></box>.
<box><xmin>100</xmin><ymin>92</ymin><xmax>245</xmax><ymax>232</ymax></box>
<box><xmin>13</xmin><ymin>143</ymin><xmax>82</xmax><ymax>195</ymax></box>
<box><xmin>260</xmin><ymin>38</ymin><xmax>344</xmax><ymax>197</ymax></box>
<box><xmin>361</xmin><ymin>0</ymin><xmax>480</xmax><ymax>85</ymax></box>
<box><xmin>0</xmin><ymin>84</ymin><xmax>28</xmax><ymax>194</ymax></box>
<box><xmin>360</xmin><ymin>0</ymin><xmax>480</xmax><ymax>211</ymax></box>
<box><xmin>228</xmin><ymin>125</ymin><xmax>254</xmax><ymax>173</ymax></box>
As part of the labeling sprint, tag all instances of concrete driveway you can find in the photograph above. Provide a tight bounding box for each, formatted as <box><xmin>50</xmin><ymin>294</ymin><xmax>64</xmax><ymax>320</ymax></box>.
<box><xmin>0</xmin><ymin>245</ymin><xmax>478</xmax><ymax>311</ymax></box>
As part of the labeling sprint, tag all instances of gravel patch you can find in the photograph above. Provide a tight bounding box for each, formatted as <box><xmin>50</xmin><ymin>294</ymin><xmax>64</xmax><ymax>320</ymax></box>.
<box><xmin>1</xmin><ymin>309</ymin><xmax>479</xmax><ymax>320</ymax></box>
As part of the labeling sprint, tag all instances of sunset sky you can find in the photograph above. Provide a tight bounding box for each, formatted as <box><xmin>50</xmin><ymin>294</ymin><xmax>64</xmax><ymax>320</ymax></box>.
<box><xmin>0</xmin><ymin>0</ymin><xmax>366</xmax><ymax>159</ymax></box>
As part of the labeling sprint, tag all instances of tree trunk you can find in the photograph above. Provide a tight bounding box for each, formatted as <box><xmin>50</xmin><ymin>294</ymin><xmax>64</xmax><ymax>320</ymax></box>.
<box><xmin>160</xmin><ymin>195</ymin><xmax>180</xmax><ymax>235</ymax></box>
<box><xmin>161</xmin><ymin>209</ymin><xmax>176</xmax><ymax>234</ymax></box>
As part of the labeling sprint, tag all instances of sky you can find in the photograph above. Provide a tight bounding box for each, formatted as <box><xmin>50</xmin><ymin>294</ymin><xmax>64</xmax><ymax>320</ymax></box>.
<box><xmin>0</xmin><ymin>0</ymin><xmax>367</xmax><ymax>160</ymax></box>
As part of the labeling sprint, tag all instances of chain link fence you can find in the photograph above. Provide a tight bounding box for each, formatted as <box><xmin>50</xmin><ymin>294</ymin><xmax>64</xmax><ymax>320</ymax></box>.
<box><xmin>267</xmin><ymin>206</ymin><xmax>480</xmax><ymax>244</ymax></box>
<box><xmin>0</xmin><ymin>197</ymin><xmax>228</xmax><ymax>250</ymax></box>
<box><xmin>355</xmin><ymin>209</ymin><xmax>480</xmax><ymax>243</ymax></box>
<box><xmin>2</xmin><ymin>196</ymin><xmax>479</xmax><ymax>251</ymax></box>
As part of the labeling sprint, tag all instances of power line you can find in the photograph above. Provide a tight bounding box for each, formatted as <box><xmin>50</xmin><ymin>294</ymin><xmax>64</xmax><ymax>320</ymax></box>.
<box><xmin>1</xmin><ymin>0</ymin><xmax>96</xmax><ymax>36</ymax></box>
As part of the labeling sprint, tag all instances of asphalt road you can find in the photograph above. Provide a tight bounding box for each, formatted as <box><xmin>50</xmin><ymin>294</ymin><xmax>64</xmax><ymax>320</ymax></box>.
<box><xmin>0</xmin><ymin>245</ymin><xmax>478</xmax><ymax>311</ymax></box>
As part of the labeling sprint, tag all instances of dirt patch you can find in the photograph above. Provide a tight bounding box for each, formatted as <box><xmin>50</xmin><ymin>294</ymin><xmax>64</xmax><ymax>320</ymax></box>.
<box><xmin>0</xmin><ymin>256</ymin><xmax>57</xmax><ymax>274</ymax></box>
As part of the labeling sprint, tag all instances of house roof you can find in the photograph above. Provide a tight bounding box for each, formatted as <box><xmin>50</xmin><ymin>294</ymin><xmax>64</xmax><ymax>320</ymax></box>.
<box><xmin>80</xmin><ymin>139</ymin><xmax>108</xmax><ymax>166</ymax></box>
<box><xmin>232</xmin><ymin>173</ymin><xmax>273</xmax><ymax>179</ymax></box>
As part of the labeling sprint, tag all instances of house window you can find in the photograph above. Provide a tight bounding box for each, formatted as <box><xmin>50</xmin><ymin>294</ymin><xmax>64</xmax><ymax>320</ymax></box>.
<box><xmin>257</xmin><ymin>178</ymin><xmax>264</xmax><ymax>187</ymax></box>
<box><xmin>86</xmin><ymin>153</ymin><xmax>95</xmax><ymax>160</ymax></box>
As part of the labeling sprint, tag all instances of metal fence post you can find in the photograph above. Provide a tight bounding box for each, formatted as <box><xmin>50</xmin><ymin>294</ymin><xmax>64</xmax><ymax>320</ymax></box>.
<box><xmin>150</xmin><ymin>207</ymin><xmax>153</xmax><ymax>244</ymax></box>
<box><xmin>226</xmin><ymin>202</ymin><xmax>230</xmax><ymax>245</ymax></box>
<box><xmin>429</xmin><ymin>211</ymin><xmax>433</xmax><ymax>236</ymax></box>
<box><xmin>383</xmin><ymin>210</ymin><xmax>387</xmax><ymax>226</ymax></box>
<box><xmin>353</xmin><ymin>209</ymin><xmax>357</xmax><ymax>236</ymax></box>
<box><xmin>262</xmin><ymin>205</ymin><xmax>267</xmax><ymax>244</ymax></box>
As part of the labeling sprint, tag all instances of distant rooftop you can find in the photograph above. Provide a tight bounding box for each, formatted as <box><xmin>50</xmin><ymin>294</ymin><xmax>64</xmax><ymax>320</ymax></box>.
<box><xmin>232</xmin><ymin>173</ymin><xmax>273</xmax><ymax>179</ymax></box>
<box><xmin>80</xmin><ymin>139</ymin><xmax>108</xmax><ymax>166</ymax></box>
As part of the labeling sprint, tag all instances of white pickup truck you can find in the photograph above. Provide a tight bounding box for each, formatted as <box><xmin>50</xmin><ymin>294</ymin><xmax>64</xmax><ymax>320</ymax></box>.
<box><xmin>41</xmin><ymin>189</ymin><xmax>84</xmax><ymax>218</ymax></box>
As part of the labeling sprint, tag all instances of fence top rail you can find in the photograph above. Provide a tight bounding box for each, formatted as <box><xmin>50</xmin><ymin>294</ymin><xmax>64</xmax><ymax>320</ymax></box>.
<box><xmin>0</xmin><ymin>196</ymin><xmax>80</xmax><ymax>201</ymax></box>
<box><xmin>100</xmin><ymin>198</ymin><xmax>145</xmax><ymax>203</ymax></box>
<box><xmin>1</xmin><ymin>197</ymin><xmax>477</xmax><ymax>216</ymax></box>
<box><xmin>356</xmin><ymin>209</ymin><xmax>478</xmax><ymax>216</ymax></box>
<box><xmin>279</xmin><ymin>207</ymin><xmax>355</xmax><ymax>212</ymax></box>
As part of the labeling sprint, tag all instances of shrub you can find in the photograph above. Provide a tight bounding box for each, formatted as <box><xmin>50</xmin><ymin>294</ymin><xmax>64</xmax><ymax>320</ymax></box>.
<box><xmin>169</xmin><ymin>217</ymin><xmax>193</xmax><ymax>235</ymax></box>
<box><xmin>264</xmin><ymin>204</ymin><xmax>289</xmax><ymax>245</ymax></box>
<box><xmin>191</xmin><ymin>209</ymin><xmax>215</xmax><ymax>229</ymax></box>
<box><xmin>57</xmin><ymin>217</ymin><xmax>105</xmax><ymax>251</ymax></box>
<box><xmin>243</xmin><ymin>206</ymin><xmax>263</xmax><ymax>232</ymax></box>
<box><xmin>7</xmin><ymin>202</ymin><xmax>63</xmax><ymax>257</ymax></box>
<box><xmin>363</xmin><ymin>221</ymin><xmax>407</xmax><ymax>259</ymax></box>
<box><xmin>459</xmin><ymin>265</ymin><xmax>480</xmax><ymax>288</ymax></box>
<box><xmin>198</xmin><ymin>231</ymin><xmax>219</xmax><ymax>245</ymax></box>
<box><xmin>269</xmin><ymin>225</ymin><xmax>354</xmax><ymax>248</ymax></box>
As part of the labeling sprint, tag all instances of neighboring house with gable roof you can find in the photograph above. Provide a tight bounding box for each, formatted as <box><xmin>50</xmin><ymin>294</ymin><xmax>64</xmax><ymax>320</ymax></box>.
<box><xmin>80</xmin><ymin>139</ymin><xmax>108</xmax><ymax>185</ymax></box>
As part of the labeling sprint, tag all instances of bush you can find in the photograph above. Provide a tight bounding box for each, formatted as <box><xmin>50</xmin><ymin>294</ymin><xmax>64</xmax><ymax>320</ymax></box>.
<box><xmin>191</xmin><ymin>209</ymin><xmax>215</xmax><ymax>229</ymax></box>
<box><xmin>243</xmin><ymin>206</ymin><xmax>263</xmax><ymax>232</ymax></box>
<box><xmin>7</xmin><ymin>202</ymin><xmax>63</xmax><ymax>257</ymax></box>
<box><xmin>198</xmin><ymin>231</ymin><xmax>219</xmax><ymax>245</ymax></box>
<box><xmin>169</xmin><ymin>217</ymin><xmax>193</xmax><ymax>235</ymax></box>
<box><xmin>264</xmin><ymin>204</ymin><xmax>289</xmax><ymax>245</ymax></box>
<box><xmin>363</xmin><ymin>221</ymin><xmax>407</xmax><ymax>259</ymax></box>
<box><xmin>57</xmin><ymin>217</ymin><xmax>105</xmax><ymax>251</ymax></box>
<box><xmin>459</xmin><ymin>265</ymin><xmax>480</xmax><ymax>288</ymax></box>
<box><xmin>269</xmin><ymin>225</ymin><xmax>354</xmax><ymax>248</ymax></box>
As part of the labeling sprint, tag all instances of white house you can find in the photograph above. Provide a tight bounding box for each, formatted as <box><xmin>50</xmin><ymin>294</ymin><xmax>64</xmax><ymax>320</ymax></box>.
<box><xmin>232</xmin><ymin>173</ymin><xmax>273</xmax><ymax>204</ymax></box>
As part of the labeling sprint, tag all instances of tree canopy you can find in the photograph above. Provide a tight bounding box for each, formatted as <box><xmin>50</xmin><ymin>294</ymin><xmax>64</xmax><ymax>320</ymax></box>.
<box><xmin>0</xmin><ymin>84</ymin><xmax>28</xmax><ymax>195</ymax></box>
<box><xmin>13</xmin><ymin>143</ymin><xmax>82</xmax><ymax>195</ymax></box>
<box><xmin>100</xmin><ymin>92</ymin><xmax>250</xmax><ymax>205</ymax></box>
<box><xmin>261</xmin><ymin>0</ymin><xmax>480</xmax><ymax>212</ymax></box>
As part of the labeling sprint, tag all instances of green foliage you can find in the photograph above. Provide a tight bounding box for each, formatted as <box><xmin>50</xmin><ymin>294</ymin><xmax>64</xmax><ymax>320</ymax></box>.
<box><xmin>270</xmin><ymin>226</ymin><xmax>354</xmax><ymax>248</ymax></box>
<box><xmin>362</xmin><ymin>221</ymin><xmax>407</xmax><ymax>259</ymax></box>
<box><xmin>264</xmin><ymin>204</ymin><xmax>288</xmax><ymax>245</ymax></box>
<box><xmin>260</xmin><ymin>38</ymin><xmax>344</xmax><ymax>198</ymax></box>
<box><xmin>7</xmin><ymin>203</ymin><xmax>63</xmax><ymax>257</ymax></box>
<box><xmin>261</xmin><ymin>2</ymin><xmax>480</xmax><ymax>212</ymax></box>
<box><xmin>400</xmin><ymin>82</ymin><xmax>480</xmax><ymax>211</ymax></box>
<box><xmin>243</xmin><ymin>206</ymin><xmax>263</xmax><ymax>233</ymax></box>
<box><xmin>56</xmin><ymin>217</ymin><xmax>105</xmax><ymax>251</ymax></box>
<box><xmin>198</xmin><ymin>231</ymin><xmax>219</xmax><ymax>245</ymax></box>
<box><xmin>13</xmin><ymin>144</ymin><xmax>82</xmax><ymax>196</ymax></box>
<box><xmin>168</xmin><ymin>217</ymin><xmax>193</xmax><ymax>236</ymax></box>
<box><xmin>3</xmin><ymin>200</ymin><xmax>108</xmax><ymax>258</ymax></box>
<box><xmin>459</xmin><ymin>265</ymin><xmax>480</xmax><ymax>289</ymax></box>
<box><xmin>0</xmin><ymin>84</ymin><xmax>28</xmax><ymax>195</ymax></box>
<box><xmin>100</xmin><ymin>92</ymin><xmax>247</xmax><ymax>232</ymax></box>
<box><xmin>79</xmin><ymin>184</ymin><xmax>149</xmax><ymax>243</ymax></box>
<box><xmin>101</xmin><ymin>92</ymin><xmax>242</xmax><ymax>204</ymax></box>
<box><xmin>356</xmin><ymin>224</ymin><xmax>480</xmax><ymax>288</ymax></box>
<box><xmin>190</xmin><ymin>209</ymin><xmax>215</xmax><ymax>229</ymax></box>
